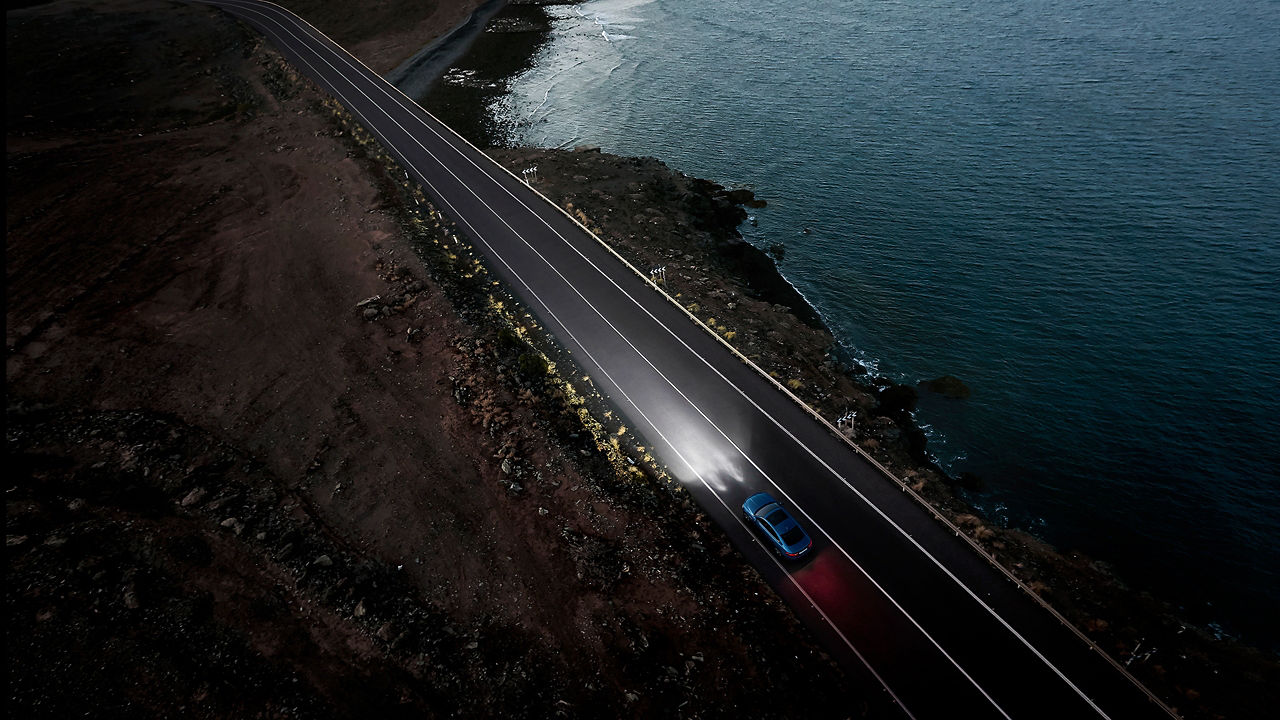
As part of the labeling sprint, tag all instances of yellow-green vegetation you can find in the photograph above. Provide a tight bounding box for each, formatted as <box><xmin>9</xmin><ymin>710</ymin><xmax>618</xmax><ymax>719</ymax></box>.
<box><xmin>786</xmin><ymin>378</ymin><xmax>805</xmax><ymax>390</ymax></box>
<box><xmin>516</xmin><ymin>352</ymin><xmax>549</xmax><ymax>377</ymax></box>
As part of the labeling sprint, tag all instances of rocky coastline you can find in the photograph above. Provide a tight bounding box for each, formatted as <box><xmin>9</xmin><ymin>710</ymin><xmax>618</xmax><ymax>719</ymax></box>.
<box><xmin>485</xmin><ymin>142</ymin><xmax>1278</xmax><ymax>720</ymax></box>
<box><xmin>431</xmin><ymin>4</ymin><xmax>1276</xmax><ymax>716</ymax></box>
<box><xmin>383</xmin><ymin>0</ymin><xmax>511</xmax><ymax>98</ymax></box>
<box><xmin>5</xmin><ymin>1</ymin><xmax>1275</xmax><ymax>719</ymax></box>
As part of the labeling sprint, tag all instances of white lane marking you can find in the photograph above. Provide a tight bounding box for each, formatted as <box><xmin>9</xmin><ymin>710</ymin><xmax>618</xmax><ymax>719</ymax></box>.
<box><xmin>204</xmin><ymin>2</ymin><xmax>1104</xmax><ymax>716</ymax></box>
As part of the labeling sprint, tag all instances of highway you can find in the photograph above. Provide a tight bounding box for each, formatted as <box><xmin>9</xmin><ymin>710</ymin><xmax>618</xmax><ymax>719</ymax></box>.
<box><xmin>198</xmin><ymin>2</ymin><xmax>1176</xmax><ymax>717</ymax></box>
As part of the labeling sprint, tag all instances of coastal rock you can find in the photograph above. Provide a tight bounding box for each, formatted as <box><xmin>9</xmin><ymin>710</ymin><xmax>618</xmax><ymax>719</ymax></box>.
<box><xmin>919</xmin><ymin>374</ymin><xmax>971</xmax><ymax>399</ymax></box>
<box><xmin>955</xmin><ymin>472</ymin><xmax>984</xmax><ymax>491</ymax></box>
<box><xmin>721</xmin><ymin>188</ymin><xmax>767</xmax><ymax>209</ymax></box>
<box><xmin>875</xmin><ymin>383</ymin><xmax>918</xmax><ymax>418</ymax></box>
<box><xmin>714</xmin><ymin>239</ymin><xmax>825</xmax><ymax>329</ymax></box>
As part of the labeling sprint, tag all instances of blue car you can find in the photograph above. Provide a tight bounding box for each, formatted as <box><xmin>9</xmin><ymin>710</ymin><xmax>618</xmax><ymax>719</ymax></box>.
<box><xmin>742</xmin><ymin>492</ymin><xmax>813</xmax><ymax>559</ymax></box>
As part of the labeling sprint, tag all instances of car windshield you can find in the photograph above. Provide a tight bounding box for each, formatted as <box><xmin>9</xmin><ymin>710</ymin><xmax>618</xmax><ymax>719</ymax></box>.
<box><xmin>765</xmin><ymin>509</ymin><xmax>788</xmax><ymax>527</ymax></box>
<box><xmin>781</xmin><ymin>527</ymin><xmax>806</xmax><ymax>546</ymax></box>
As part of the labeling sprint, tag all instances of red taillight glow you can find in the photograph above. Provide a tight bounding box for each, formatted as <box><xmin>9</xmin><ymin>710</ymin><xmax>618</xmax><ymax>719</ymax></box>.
<box><xmin>786</xmin><ymin>542</ymin><xmax>812</xmax><ymax>558</ymax></box>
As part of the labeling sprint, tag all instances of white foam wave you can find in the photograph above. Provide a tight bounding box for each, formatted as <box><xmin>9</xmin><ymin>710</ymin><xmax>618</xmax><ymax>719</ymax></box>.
<box><xmin>442</xmin><ymin>67</ymin><xmax>480</xmax><ymax>87</ymax></box>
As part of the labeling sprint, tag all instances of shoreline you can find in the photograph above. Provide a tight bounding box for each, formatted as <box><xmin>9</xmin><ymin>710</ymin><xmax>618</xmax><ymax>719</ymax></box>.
<box><xmin>470</xmin><ymin>0</ymin><xmax>1280</xmax><ymax>653</ymax></box>
<box><xmin>393</xmin><ymin>3</ymin><xmax>1278</xmax><ymax>715</ymax></box>
<box><xmin>401</xmin><ymin>0</ymin><xmax>1001</xmax><ymax>534</ymax></box>
<box><xmin>7</xmin><ymin>1</ymin><xmax>1274</xmax><ymax>718</ymax></box>
<box><xmin>383</xmin><ymin>0</ymin><xmax>511</xmax><ymax>96</ymax></box>
<box><xmin>481</xmin><ymin>142</ymin><xmax>1280</xmax><ymax>712</ymax></box>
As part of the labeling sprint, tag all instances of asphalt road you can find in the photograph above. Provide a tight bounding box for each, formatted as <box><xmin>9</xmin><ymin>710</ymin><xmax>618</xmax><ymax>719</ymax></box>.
<box><xmin>199</xmin><ymin>2</ymin><xmax>1176</xmax><ymax>717</ymax></box>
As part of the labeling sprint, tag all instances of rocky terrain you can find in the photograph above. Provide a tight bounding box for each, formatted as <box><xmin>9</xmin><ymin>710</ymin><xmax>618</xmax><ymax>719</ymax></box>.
<box><xmin>6</xmin><ymin>1</ymin><xmax>889</xmax><ymax>717</ymax></box>
<box><xmin>7</xmin><ymin>1</ymin><xmax>1277</xmax><ymax>719</ymax></box>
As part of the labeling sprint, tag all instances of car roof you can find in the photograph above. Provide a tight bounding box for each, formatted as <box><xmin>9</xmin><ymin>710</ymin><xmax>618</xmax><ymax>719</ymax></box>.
<box><xmin>762</xmin><ymin>505</ymin><xmax>795</xmax><ymax>530</ymax></box>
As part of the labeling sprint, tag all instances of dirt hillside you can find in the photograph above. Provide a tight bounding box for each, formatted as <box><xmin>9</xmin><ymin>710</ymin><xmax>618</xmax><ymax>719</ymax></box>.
<box><xmin>6</xmin><ymin>1</ymin><xmax>888</xmax><ymax>717</ymax></box>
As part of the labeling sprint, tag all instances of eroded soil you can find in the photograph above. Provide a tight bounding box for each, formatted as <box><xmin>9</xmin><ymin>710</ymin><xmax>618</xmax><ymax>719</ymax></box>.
<box><xmin>8</xmin><ymin>1</ymin><xmax>1277</xmax><ymax>719</ymax></box>
<box><xmin>6</xmin><ymin>1</ymin><xmax>887</xmax><ymax>717</ymax></box>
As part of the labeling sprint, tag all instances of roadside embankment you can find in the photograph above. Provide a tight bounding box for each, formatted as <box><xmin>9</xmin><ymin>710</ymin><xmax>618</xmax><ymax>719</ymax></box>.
<box><xmin>275</xmin><ymin>0</ymin><xmax>491</xmax><ymax>74</ymax></box>
<box><xmin>6</xmin><ymin>1</ymin><xmax>890</xmax><ymax>716</ymax></box>
<box><xmin>383</xmin><ymin>0</ymin><xmax>511</xmax><ymax>96</ymax></box>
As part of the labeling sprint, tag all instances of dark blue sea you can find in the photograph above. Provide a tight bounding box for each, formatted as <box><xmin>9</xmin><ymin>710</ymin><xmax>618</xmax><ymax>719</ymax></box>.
<box><xmin>484</xmin><ymin>0</ymin><xmax>1280</xmax><ymax>648</ymax></box>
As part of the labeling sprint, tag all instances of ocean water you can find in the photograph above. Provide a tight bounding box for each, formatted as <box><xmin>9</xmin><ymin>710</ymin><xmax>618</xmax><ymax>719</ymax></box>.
<box><xmin>467</xmin><ymin>0</ymin><xmax>1279</xmax><ymax>647</ymax></box>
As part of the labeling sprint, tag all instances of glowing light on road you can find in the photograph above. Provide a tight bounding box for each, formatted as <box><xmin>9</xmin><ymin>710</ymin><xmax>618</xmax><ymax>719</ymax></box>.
<box><xmin>662</xmin><ymin>415</ymin><xmax>750</xmax><ymax>494</ymax></box>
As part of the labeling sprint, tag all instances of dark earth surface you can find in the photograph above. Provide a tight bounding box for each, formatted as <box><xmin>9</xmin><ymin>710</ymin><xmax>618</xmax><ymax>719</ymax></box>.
<box><xmin>6</xmin><ymin>1</ymin><xmax>1277</xmax><ymax>718</ymax></box>
<box><xmin>6</xmin><ymin>1</ymin><xmax>889</xmax><ymax>717</ymax></box>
